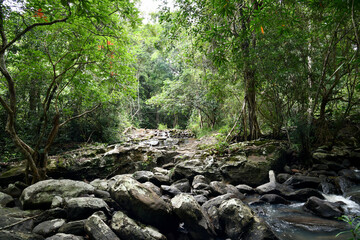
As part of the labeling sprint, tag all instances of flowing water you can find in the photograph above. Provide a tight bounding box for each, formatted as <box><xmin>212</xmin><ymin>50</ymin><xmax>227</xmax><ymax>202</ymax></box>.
<box><xmin>251</xmin><ymin>195</ymin><xmax>360</xmax><ymax>240</ymax></box>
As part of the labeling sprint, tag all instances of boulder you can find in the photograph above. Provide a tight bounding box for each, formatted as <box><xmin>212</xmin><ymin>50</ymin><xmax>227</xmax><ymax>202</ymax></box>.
<box><xmin>0</xmin><ymin>191</ymin><xmax>14</xmax><ymax>207</ymax></box>
<box><xmin>111</xmin><ymin>211</ymin><xmax>166</xmax><ymax>240</ymax></box>
<box><xmin>0</xmin><ymin>207</ymin><xmax>42</xmax><ymax>232</ymax></box>
<box><xmin>21</xmin><ymin>180</ymin><xmax>94</xmax><ymax>210</ymax></box>
<box><xmin>236</xmin><ymin>184</ymin><xmax>254</xmax><ymax>194</ymax></box>
<box><xmin>161</xmin><ymin>185</ymin><xmax>182</xmax><ymax>197</ymax></box>
<box><xmin>284</xmin><ymin>188</ymin><xmax>324</xmax><ymax>202</ymax></box>
<box><xmin>284</xmin><ymin>175</ymin><xmax>321</xmax><ymax>189</ymax></box>
<box><xmin>143</xmin><ymin>182</ymin><xmax>162</xmax><ymax>196</ymax></box>
<box><xmin>133</xmin><ymin>171</ymin><xmax>155</xmax><ymax>183</ymax></box>
<box><xmin>240</xmin><ymin>215</ymin><xmax>278</xmax><ymax>240</ymax></box>
<box><xmin>51</xmin><ymin>196</ymin><xmax>65</xmax><ymax>209</ymax></box>
<box><xmin>220</xmin><ymin>141</ymin><xmax>287</xmax><ymax>187</ymax></box>
<box><xmin>218</xmin><ymin>198</ymin><xmax>254</xmax><ymax>239</ymax></box>
<box><xmin>210</xmin><ymin>181</ymin><xmax>245</xmax><ymax>199</ymax></box>
<box><xmin>58</xmin><ymin>220</ymin><xmax>86</xmax><ymax>236</ymax></box>
<box><xmin>32</xmin><ymin>218</ymin><xmax>66</xmax><ymax>237</ymax></box>
<box><xmin>303</xmin><ymin>196</ymin><xmax>344</xmax><ymax>218</ymax></box>
<box><xmin>45</xmin><ymin>233</ymin><xmax>84</xmax><ymax>240</ymax></box>
<box><xmin>110</xmin><ymin>175</ymin><xmax>177</xmax><ymax>231</ymax></box>
<box><xmin>65</xmin><ymin>197</ymin><xmax>110</xmax><ymax>220</ymax></box>
<box><xmin>171</xmin><ymin>193</ymin><xmax>216</xmax><ymax>240</ymax></box>
<box><xmin>171</xmin><ymin>179</ymin><xmax>191</xmax><ymax>193</ymax></box>
<box><xmin>276</xmin><ymin>173</ymin><xmax>291</xmax><ymax>184</ymax></box>
<box><xmin>171</xmin><ymin>159</ymin><xmax>204</xmax><ymax>181</ymax></box>
<box><xmin>192</xmin><ymin>175</ymin><xmax>210</xmax><ymax>190</ymax></box>
<box><xmin>84</xmin><ymin>214</ymin><xmax>119</xmax><ymax>240</ymax></box>
<box><xmin>259</xmin><ymin>194</ymin><xmax>290</xmax><ymax>205</ymax></box>
<box><xmin>202</xmin><ymin>193</ymin><xmax>237</xmax><ymax>213</ymax></box>
<box><xmin>90</xmin><ymin>179</ymin><xmax>109</xmax><ymax>191</ymax></box>
<box><xmin>334</xmin><ymin>176</ymin><xmax>355</xmax><ymax>194</ymax></box>
<box><xmin>4</xmin><ymin>183</ymin><xmax>22</xmax><ymax>198</ymax></box>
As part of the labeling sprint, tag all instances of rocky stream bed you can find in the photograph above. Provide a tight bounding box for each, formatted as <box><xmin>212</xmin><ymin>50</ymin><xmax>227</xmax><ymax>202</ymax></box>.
<box><xmin>0</xmin><ymin>128</ymin><xmax>360</xmax><ymax>240</ymax></box>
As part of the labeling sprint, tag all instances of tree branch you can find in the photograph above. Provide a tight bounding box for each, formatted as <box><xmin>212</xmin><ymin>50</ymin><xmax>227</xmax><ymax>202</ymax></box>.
<box><xmin>59</xmin><ymin>104</ymin><xmax>101</xmax><ymax>127</ymax></box>
<box><xmin>0</xmin><ymin>17</ymin><xmax>70</xmax><ymax>54</ymax></box>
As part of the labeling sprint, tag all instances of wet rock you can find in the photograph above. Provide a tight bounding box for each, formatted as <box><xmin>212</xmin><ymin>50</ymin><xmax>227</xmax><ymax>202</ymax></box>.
<box><xmin>111</xmin><ymin>211</ymin><xmax>166</xmax><ymax>240</ymax></box>
<box><xmin>133</xmin><ymin>171</ymin><xmax>155</xmax><ymax>183</ymax></box>
<box><xmin>65</xmin><ymin>197</ymin><xmax>110</xmax><ymax>220</ymax></box>
<box><xmin>285</xmin><ymin>188</ymin><xmax>324</xmax><ymax>202</ymax></box>
<box><xmin>84</xmin><ymin>214</ymin><xmax>119</xmax><ymax>240</ymax></box>
<box><xmin>345</xmin><ymin>190</ymin><xmax>360</xmax><ymax>205</ymax></box>
<box><xmin>303</xmin><ymin>196</ymin><xmax>343</xmax><ymax>219</ymax></box>
<box><xmin>278</xmin><ymin>215</ymin><xmax>348</xmax><ymax>232</ymax></box>
<box><xmin>171</xmin><ymin>179</ymin><xmax>190</xmax><ymax>193</ymax></box>
<box><xmin>260</xmin><ymin>194</ymin><xmax>290</xmax><ymax>205</ymax></box>
<box><xmin>339</xmin><ymin>169</ymin><xmax>360</xmax><ymax>182</ymax></box>
<box><xmin>319</xmin><ymin>182</ymin><xmax>338</xmax><ymax>195</ymax></box>
<box><xmin>0</xmin><ymin>191</ymin><xmax>14</xmax><ymax>207</ymax></box>
<box><xmin>58</xmin><ymin>220</ymin><xmax>86</xmax><ymax>236</ymax></box>
<box><xmin>218</xmin><ymin>198</ymin><xmax>254</xmax><ymax>239</ymax></box>
<box><xmin>45</xmin><ymin>233</ymin><xmax>84</xmax><ymax>240</ymax></box>
<box><xmin>334</xmin><ymin>176</ymin><xmax>355</xmax><ymax>194</ymax></box>
<box><xmin>171</xmin><ymin>193</ymin><xmax>216</xmax><ymax>240</ymax></box>
<box><xmin>21</xmin><ymin>179</ymin><xmax>95</xmax><ymax>210</ymax></box>
<box><xmin>110</xmin><ymin>175</ymin><xmax>177</xmax><ymax>231</ymax></box>
<box><xmin>284</xmin><ymin>175</ymin><xmax>321</xmax><ymax>189</ymax></box>
<box><xmin>241</xmin><ymin>215</ymin><xmax>278</xmax><ymax>240</ymax></box>
<box><xmin>32</xmin><ymin>218</ymin><xmax>66</xmax><ymax>237</ymax></box>
<box><xmin>276</xmin><ymin>173</ymin><xmax>291</xmax><ymax>184</ymax></box>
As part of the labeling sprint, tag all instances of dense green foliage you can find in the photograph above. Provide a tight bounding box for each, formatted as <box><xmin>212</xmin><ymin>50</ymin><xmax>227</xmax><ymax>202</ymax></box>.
<box><xmin>1</xmin><ymin>0</ymin><xmax>360</xmax><ymax>180</ymax></box>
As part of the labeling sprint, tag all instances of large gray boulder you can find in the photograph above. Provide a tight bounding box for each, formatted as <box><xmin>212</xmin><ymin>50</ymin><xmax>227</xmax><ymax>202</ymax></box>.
<box><xmin>65</xmin><ymin>197</ymin><xmax>110</xmax><ymax>220</ymax></box>
<box><xmin>218</xmin><ymin>198</ymin><xmax>254</xmax><ymax>239</ymax></box>
<box><xmin>21</xmin><ymin>180</ymin><xmax>95</xmax><ymax>209</ymax></box>
<box><xmin>171</xmin><ymin>193</ymin><xmax>216</xmax><ymax>240</ymax></box>
<box><xmin>110</xmin><ymin>175</ymin><xmax>177</xmax><ymax>231</ymax></box>
<box><xmin>84</xmin><ymin>214</ymin><xmax>119</xmax><ymax>240</ymax></box>
<box><xmin>111</xmin><ymin>211</ymin><xmax>166</xmax><ymax>240</ymax></box>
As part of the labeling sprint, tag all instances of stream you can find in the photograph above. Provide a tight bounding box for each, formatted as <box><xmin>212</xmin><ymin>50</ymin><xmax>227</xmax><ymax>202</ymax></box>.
<box><xmin>251</xmin><ymin>194</ymin><xmax>360</xmax><ymax>240</ymax></box>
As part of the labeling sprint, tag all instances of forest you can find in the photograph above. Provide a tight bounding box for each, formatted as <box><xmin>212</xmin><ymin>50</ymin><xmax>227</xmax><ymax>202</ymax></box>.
<box><xmin>0</xmin><ymin>0</ymin><xmax>360</xmax><ymax>239</ymax></box>
<box><xmin>1</xmin><ymin>0</ymin><xmax>359</xmax><ymax>180</ymax></box>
